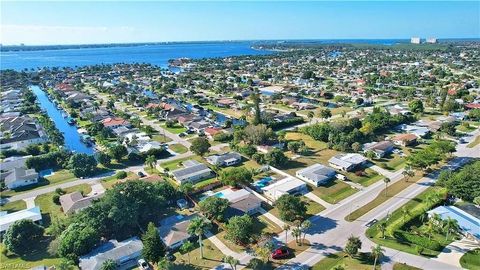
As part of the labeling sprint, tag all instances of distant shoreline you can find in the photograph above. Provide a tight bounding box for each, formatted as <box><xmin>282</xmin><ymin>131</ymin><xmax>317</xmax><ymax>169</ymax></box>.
<box><xmin>2</xmin><ymin>38</ymin><xmax>479</xmax><ymax>52</ymax></box>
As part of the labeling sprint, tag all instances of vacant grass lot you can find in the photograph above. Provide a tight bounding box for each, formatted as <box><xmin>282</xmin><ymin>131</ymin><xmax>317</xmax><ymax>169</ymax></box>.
<box><xmin>347</xmin><ymin>172</ymin><xmax>422</xmax><ymax>221</ymax></box>
<box><xmin>309</xmin><ymin>180</ymin><xmax>357</xmax><ymax>204</ymax></box>
<box><xmin>312</xmin><ymin>252</ymin><xmax>381</xmax><ymax>270</ymax></box>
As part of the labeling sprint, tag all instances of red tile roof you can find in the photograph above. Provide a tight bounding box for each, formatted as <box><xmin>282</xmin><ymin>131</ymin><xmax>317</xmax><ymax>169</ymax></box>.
<box><xmin>101</xmin><ymin>117</ymin><xmax>130</xmax><ymax>127</ymax></box>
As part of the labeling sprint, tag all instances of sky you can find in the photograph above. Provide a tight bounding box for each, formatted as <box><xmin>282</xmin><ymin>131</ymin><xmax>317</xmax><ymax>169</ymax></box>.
<box><xmin>1</xmin><ymin>1</ymin><xmax>479</xmax><ymax>45</ymax></box>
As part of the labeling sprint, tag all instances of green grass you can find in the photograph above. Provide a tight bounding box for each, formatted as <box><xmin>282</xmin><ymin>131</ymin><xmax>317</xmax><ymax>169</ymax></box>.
<box><xmin>366</xmin><ymin>187</ymin><xmax>453</xmax><ymax>258</ymax></box>
<box><xmin>0</xmin><ymin>200</ymin><xmax>27</xmax><ymax>213</ymax></box>
<box><xmin>101</xmin><ymin>171</ymin><xmax>139</xmax><ymax>189</ymax></box>
<box><xmin>169</xmin><ymin>143</ymin><xmax>188</xmax><ymax>154</ymax></box>
<box><xmin>0</xmin><ymin>240</ymin><xmax>67</xmax><ymax>270</ymax></box>
<box><xmin>312</xmin><ymin>252</ymin><xmax>381</xmax><ymax>270</ymax></box>
<box><xmin>346</xmin><ymin>168</ymin><xmax>383</xmax><ymax>187</ymax></box>
<box><xmin>393</xmin><ymin>263</ymin><xmax>422</xmax><ymax>270</ymax></box>
<box><xmin>192</xmin><ymin>177</ymin><xmax>219</xmax><ymax>190</ymax></box>
<box><xmin>347</xmin><ymin>172</ymin><xmax>422</xmax><ymax>221</ymax></box>
<box><xmin>161</xmin><ymin>123</ymin><xmax>187</xmax><ymax>134</ymax></box>
<box><xmin>268</xmin><ymin>196</ymin><xmax>325</xmax><ymax>220</ymax></box>
<box><xmin>152</xmin><ymin>134</ymin><xmax>172</xmax><ymax>143</ymax></box>
<box><xmin>309</xmin><ymin>180</ymin><xmax>358</xmax><ymax>204</ymax></box>
<box><xmin>172</xmin><ymin>239</ymin><xmax>224</xmax><ymax>269</ymax></box>
<box><xmin>375</xmin><ymin>154</ymin><xmax>407</xmax><ymax>171</ymax></box>
<box><xmin>460</xmin><ymin>249</ymin><xmax>480</xmax><ymax>270</ymax></box>
<box><xmin>160</xmin><ymin>156</ymin><xmax>204</xmax><ymax>171</ymax></box>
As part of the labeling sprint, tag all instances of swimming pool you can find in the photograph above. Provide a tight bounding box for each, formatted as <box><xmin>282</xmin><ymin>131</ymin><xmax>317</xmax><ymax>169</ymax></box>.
<box><xmin>253</xmin><ymin>176</ymin><xmax>275</xmax><ymax>189</ymax></box>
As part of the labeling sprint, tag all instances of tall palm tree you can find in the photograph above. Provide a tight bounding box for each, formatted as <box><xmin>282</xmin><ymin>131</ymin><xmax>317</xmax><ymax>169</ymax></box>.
<box><xmin>283</xmin><ymin>224</ymin><xmax>291</xmax><ymax>245</ymax></box>
<box><xmin>187</xmin><ymin>217</ymin><xmax>212</xmax><ymax>258</ymax></box>
<box><xmin>371</xmin><ymin>244</ymin><xmax>385</xmax><ymax>270</ymax></box>
<box><xmin>383</xmin><ymin>177</ymin><xmax>391</xmax><ymax>197</ymax></box>
<box><xmin>443</xmin><ymin>217</ymin><xmax>459</xmax><ymax>240</ymax></box>
<box><xmin>379</xmin><ymin>220</ymin><xmax>387</xmax><ymax>239</ymax></box>
<box><xmin>145</xmin><ymin>155</ymin><xmax>156</xmax><ymax>170</ymax></box>
<box><xmin>292</xmin><ymin>228</ymin><xmax>302</xmax><ymax>245</ymax></box>
<box><xmin>224</xmin><ymin>255</ymin><xmax>240</xmax><ymax>270</ymax></box>
<box><xmin>301</xmin><ymin>220</ymin><xmax>312</xmax><ymax>245</ymax></box>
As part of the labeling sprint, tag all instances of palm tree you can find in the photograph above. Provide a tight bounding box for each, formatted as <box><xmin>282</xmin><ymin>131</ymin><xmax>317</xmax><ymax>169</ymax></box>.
<box><xmin>402</xmin><ymin>166</ymin><xmax>414</xmax><ymax>182</ymax></box>
<box><xmin>145</xmin><ymin>155</ymin><xmax>156</xmax><ymax>170</ymax></box>
<box><xmin>180</xmin><ymin>241</ymin><xmax>194</xmax><ymax>264</ymax></box>
<box><xmin>255</xmin><ymin>246</ymin><xmax>271</xmax><ymax>263</ymax></box>
<box><xmin>187</xmin><ymin>217</ymin><xmax>212</xmax><ymax>258</ymax></box>
<box><xmin>224</xmin><ymin>255</ymin><xmax>240</xmax><ymax>270</ymax></box>
<box><xmin>292</xmin><ymin>228</ymin><xmax>302</xmax><ymax>245</ymax></box>
<box><xmin>179</xmin><ymin>183</ymin><xmax>194</xmax><ymax>200</ymax></box>
<box><xmin>301</xmin><ymin>220</ymin><xmax>312</xmax><ymax>245</ymax></box>
<box><xmin>401</xmin><ymin>206</ymin><xmax>411</xmax><ymax>223</ymax></box>
<box><xmin>383</xmin><ymin>177</ymin><xmax>391</xmax><ymax>197</ymax></box>
<box><xmin>379</xmin><ymin>220</ymin><xmax>387</xmax><ymax>239</ymax></box>
<box><xmin>283</xmin><ymin>224</ymin><xmax>291</xmax><ymax>245</ymax></box>
<box><xmin>443</xmin><ymin>217</ymin><xmax>459</xmax><ymax>240</ymax></box>
<box><xmin>370</xmin><ymin>244</ymin><xmax>385</xmax><ymax>270</ymax></box>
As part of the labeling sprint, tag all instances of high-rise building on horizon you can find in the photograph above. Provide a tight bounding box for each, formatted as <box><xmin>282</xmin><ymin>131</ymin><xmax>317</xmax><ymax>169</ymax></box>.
<box><xmin>411</xmin><ymin>37</ymin><xmax>421</xmax><ymax>44</ymax></box>
<box><xmin>426</xmin><ymin>37</ymin><xmax>437</xmax><ymax>44</ymax></box>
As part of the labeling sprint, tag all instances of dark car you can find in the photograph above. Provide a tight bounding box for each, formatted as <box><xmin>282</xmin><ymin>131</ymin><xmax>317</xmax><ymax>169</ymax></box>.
<box><xmin>271</xmin><ymin>246</ymin><xmax>290</xmax><ymax>259</ymax></box>
<box><xmin>365</xmin><ymin>219</ymin><xmax>378</xmax><ymax>227</ymax></box>
<box><xmin>165</xmin><ymin>251</ymin><xmax>176</xmax><ymax>261</ymax></box>
<box><xmin>137</xmin><ymin>171</ymin><xmax>146</xmax><ymax>178</ymax></box>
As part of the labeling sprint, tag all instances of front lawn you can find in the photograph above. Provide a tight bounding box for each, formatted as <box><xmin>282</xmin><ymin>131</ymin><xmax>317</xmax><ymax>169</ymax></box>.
<box><xmin>172</xmin><ymin>239</ymin><xmax>224</xmax><ymax>270</ymax></box>
<box><xmin>460</xmin><ymin>249</ymin><xmax>480</xmax><ymax>270</ymax></box>
<box><xmin>268</xmin><ymin>196</ymin><xmax>325</xmax><ymax>220</ymax></box>
<box><xmin>160</xmin><ymin>123</ymin><xmax>187</xmax><ymax>134</ymax></box>
<box><xmin>309</xmin><ymin>180</ymin><xmax>357</xmax><ymax>204</ymax></box>
<box><xmin>393</xmin><ymin>263</ymin><xmax>422</xmax><ymax>270</ymax></box>
<box><xmin>312</xmin><ymin>252</ymin><xmax>381</xmax><ymax>270</ymax></box>
<box><xmin>169</xmin><ymin>143</ymin><xmax>188</xmax><ymax>154</ymax></box>
<box><xmin>346</xmin><ymin>168</ymin><xmax>383</xmax><ymax>187</ymax></box>
<box><xmin>374</xmin><ymin>154</ymin><xmax>407</xmax><ymax>171</ymax></box>
<box><xmin>0</xmin><ymin>200</ymin><xmax>27</xmax><ymax>212</ymax></box>
<box><xmin>159</xmin><ymin>155</ymin><xmax>205</xmax><ymax>171</ymax></box>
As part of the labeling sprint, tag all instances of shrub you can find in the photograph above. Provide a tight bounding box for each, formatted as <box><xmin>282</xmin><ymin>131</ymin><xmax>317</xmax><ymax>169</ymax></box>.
<box><xmin>394</xmin><ymin>230</ymin><xmax>443</xmax><ymax>251</ymax></box>
<box><xmin>116</xmin><ymin>171</ymin><xmax>128</xmax><ymax>179</ymax></box>
<box><xmin>213</xmin><ymin>132</ymin><xmax>233</xmax><ymax>142</ymax></box>
<box><xmin>52</xmin><ymin>194</ymin><xmax>61</xmax><ymax>205</ymax></box>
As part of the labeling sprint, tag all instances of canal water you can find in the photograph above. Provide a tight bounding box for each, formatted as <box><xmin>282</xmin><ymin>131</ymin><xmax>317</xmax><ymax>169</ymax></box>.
<box><xmin>30</xmin><ymin>85</ymin><xmax>95</xmax><ymax>155</ymax></box>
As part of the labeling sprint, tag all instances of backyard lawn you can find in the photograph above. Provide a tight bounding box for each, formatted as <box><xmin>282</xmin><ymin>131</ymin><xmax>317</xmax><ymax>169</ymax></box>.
<box><xmin>172</xmin><ymin>239</ymin><xmax>224</xmax><ymax>270</ymax></box>
<box><xmin>312</xmin><ymin>252</ymin><xmax>381</xmax><ymax>270</ymax></box>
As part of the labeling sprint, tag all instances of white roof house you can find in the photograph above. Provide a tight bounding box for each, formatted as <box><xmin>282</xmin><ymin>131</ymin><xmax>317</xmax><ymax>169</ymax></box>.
<box><xmin>0</xmin><ymin>206</ymin><xmax>42</xmax><ymax>233</ymax></box>
<box><xmin>296</xmin><ymin>163</ymin><xmax>337</xmax><ymax>186</ymax></box>
<box><xmin>79</xmin><ymin>237</ymin><xmax>143</xmax><ymax>270</ymax></box>
<box><xmin>205</xmin><ymin>152</ymin><xmax>242</xmax><ymax>167</ymax></box>
<box><xmin>170</xmin><ymin>160</ymin><xmax>213</xmax><ymax>184</ymax></box>
<box><xmin>328</xmin><ymin>153</ymin><xmax>367</xmax><ymax>172</ymax></box>
<box><xmin>262</xmin><ymin>177</ymin><xmax>307</xmax><ymax>202</ymax></box>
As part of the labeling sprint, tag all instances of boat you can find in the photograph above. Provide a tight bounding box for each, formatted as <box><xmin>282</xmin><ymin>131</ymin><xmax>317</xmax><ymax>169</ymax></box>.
<box><xmin>66</xmin><ymin>117</ymin><xmax>76</xmax><ymax>125</ymax></box>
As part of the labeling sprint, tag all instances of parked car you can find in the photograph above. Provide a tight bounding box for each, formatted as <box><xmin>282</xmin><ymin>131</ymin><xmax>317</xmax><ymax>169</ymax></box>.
<box><xmin>177</xmin><ymin>198</ymin><xmax>189</xmax><ymax>209</ymax></box>
<box><xmin>137</xmin><ymin>171</ymin><xmax>146</xmax><ymax>178</ymax></box>
<box><xmin>179</xmin><ymin>132</ymin><xmax>187</xmax><ymax>137</ymax></box>
<box><xmin>138</xmin><ymin>259</ymin><xmax>151</xmax><ymax>270</ymax></box>
<box><xmin>365</xmin><ymin>219</ymin><xmax>378</xmax><ymax>227</ymax></box>
<box><xmin>271</xmin><ymin>246</ymin><xmax>290</xmax><ymax>259</ymax></box>
<box><xmin>165</xmin><ymin>251</ymin><xmax>176</xmax><ymax>261</ymax></box>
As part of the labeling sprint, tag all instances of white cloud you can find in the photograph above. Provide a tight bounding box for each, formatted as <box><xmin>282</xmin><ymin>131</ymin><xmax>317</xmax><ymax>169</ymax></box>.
<box><xmin>0</xmin><ymin>24</ymin><xmax>137</xmax><ymax>45</ymax></box>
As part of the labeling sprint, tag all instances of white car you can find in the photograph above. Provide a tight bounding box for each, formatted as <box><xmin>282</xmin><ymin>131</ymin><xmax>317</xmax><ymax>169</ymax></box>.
<box><xmin>138</xmin><ymin>259</ymin><xmax>151</xmax><ymax>270</ymax></box>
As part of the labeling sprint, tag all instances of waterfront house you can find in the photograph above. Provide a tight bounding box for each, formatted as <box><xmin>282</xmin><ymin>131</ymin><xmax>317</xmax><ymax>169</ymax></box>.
<box><xmin>0</xmin><ymin>116</ymin><xmax>47</xmax><ymax>150</ymax></box>
<box><xmin>296</xmin><ymin>163</ymin><xmax>337</xmax><ymax>187</ymax></box>
<box><xmin>0</xmin><ymin>206</ymin><xmax>42</xmax><ymax>233</ymax></box>
<box><xmin>328</xmin><ymin>153</ymin><xmax>367</xmax><ymax>172</ymax></box>
<box><xmin>79</xmin><ymin>237</ymin><xmax>143</xmax><ymax>270</ymax></box>
<box><xmin>170</xmin><ymin>160</ymin><xmax>213</xmax><ymax>184</ymax></box>
<box><xmin>206</xmin><ymin>152</ymin><xmax>242</xmax><ymax>167</ymax></box>
<box><xmin>363</xmin><ymin>141</ymin><xmax>395</xmax><ymax>158</ymax></box>
<box><xmin>158</xmin><ymin>214</ymin><xmax>198</xmax><ymax>250</ymax></box>
<box><xmin>101</xmin><ymin>117</ymin><xmax>131</xmax><ymax>129</ymax></box>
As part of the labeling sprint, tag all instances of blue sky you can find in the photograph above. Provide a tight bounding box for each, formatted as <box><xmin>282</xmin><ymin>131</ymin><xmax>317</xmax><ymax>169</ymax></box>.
<box><xmin>1</xmin><ymin>1</ymin><xmax>479</xmax><ymax>45</ymax></box>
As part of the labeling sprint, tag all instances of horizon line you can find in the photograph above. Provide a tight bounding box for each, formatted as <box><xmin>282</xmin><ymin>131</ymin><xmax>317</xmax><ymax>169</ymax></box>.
<box><xmin>2</xmin><ymin>37</ymin><xmax>480</xmax><ymax>47</ymax></box>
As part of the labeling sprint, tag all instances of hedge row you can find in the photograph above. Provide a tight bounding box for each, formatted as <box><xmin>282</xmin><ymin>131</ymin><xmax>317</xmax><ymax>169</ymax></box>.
<box><xmin>394</xmin><ymin>230</ymin><xmax>443</xmax><ymax>251</ymax></box>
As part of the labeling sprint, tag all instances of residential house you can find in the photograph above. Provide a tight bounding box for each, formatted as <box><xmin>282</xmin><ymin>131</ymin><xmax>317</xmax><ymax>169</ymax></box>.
<box><xmin>222</xmin><ymin>188</ymin><xmax>263</xmax><ymax>218</ymax></box>
<box><xmin>206</xmin><ymin>152</ymin><xmax>242</xmax><ymax>167</ymax></box>
<box><xmin>328</xmin><ymin>153</ymin><xmax>367</xmax><ymax>172</ymax></box>
<box><xmin>396</xmin><ymin>124</ymin><xmax>430</xmax><ymax>138</ymax></box>
<box><xmin>262</xmin><ymin>177</ymin><xmax>307</xmax><ymax>202</ymax></box>
<box><xmin>391</xmin><ymin>134</ymin><xmax>418</xmax><ymax>147</ymax></box>
<box><xmin>0</xmin><ymin>206</ymin><xmax>42</xmax><ymax>233</ymax></box>
<box><xmin>158</xmin><ymin>214</ymin><xmax>198</xmax><ymax>249</ymax></box>
<box><xmin>188</xmin><ymin>120</ymin><xmax>210</xmax><ymax>133</ymax></box>
<box><xmin>170</xmin><ymin>160</ymin><xmax>213</xmax><ymax>184</ymax></box>
<box><xmin>363</xmin><ymin>141</ymin><xmax>395</xmax><ymax>158</ymax></box>
<box><xmin>296</xmin><ymin>163</ymin><xmax>337</xmax><ymax>186</ymax></box>
<box><xmin>217</xmin><ymin>98</ymin><xmax>237</xmax><ymax>108</ymax></box>
<box><xmin>79</xmin><ymin>237</ymin><xmax>143</xmax><ymax>270</ymax></box>
<box><xmin>60</xmin><ymin>191</ymin><xmax>104</xmax><ymax>215</ymax></box>
<box><xmin>0</xmin><ymin>116</ymin><xmax>47</xmax><ymax>150</ymax></box>
<box><xmin>4</xmin><ymin>167</ymin><xmax>39</xmax><ymax>190</ymax></box>
<box><xmin>101</xmin><ymin>117</ymin><xmax>131</xmax><ymax>129</ymax></box>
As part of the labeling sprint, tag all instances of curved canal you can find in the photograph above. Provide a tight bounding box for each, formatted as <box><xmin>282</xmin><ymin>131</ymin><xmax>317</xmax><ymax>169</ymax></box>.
<box><xmin>30</xmin><ymin>85</ymin><xmax>94</xmax><ymax>155</ymax></box>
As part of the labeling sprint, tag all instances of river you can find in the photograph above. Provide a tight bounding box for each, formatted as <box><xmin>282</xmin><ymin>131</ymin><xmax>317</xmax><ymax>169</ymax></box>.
<box><xmin>31</xmin><ymin>86</ymin><xmax>95</xmax><ymax>155</ymax></box>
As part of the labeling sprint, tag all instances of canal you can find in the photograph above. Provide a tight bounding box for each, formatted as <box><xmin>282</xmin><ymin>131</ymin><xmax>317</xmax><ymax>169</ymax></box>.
<box><xmin>30</xmin><ymin>85</ymin><xmax>95</xmax><ymax>155</ymax></box>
